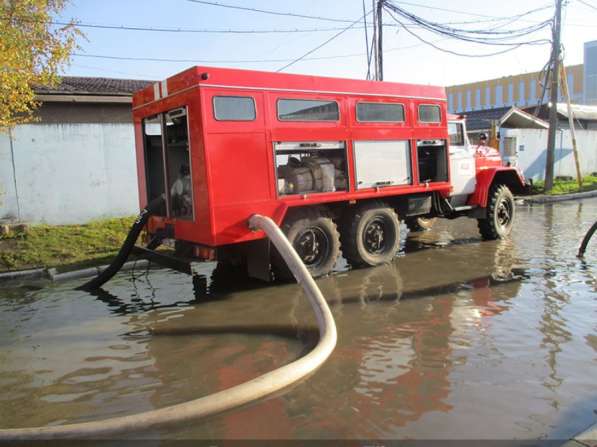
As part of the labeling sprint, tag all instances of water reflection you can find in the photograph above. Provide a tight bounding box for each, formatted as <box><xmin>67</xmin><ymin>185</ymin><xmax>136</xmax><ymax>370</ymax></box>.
<box><xmin>0</xmin><ymin>200</ymin><xmax>595</xmax><ymax>440</ymax></box>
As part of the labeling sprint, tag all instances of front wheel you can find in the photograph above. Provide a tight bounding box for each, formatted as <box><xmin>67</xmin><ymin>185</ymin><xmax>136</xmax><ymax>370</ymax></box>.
<box><xmin>477</xmin><ymin>184</ymin><xmax>515</xmax><ymax>240</ymax></box>
<box><xmin>340</xmin><ymin>201</ymin><xmax>401</xmax><ymax>267</ymax></box>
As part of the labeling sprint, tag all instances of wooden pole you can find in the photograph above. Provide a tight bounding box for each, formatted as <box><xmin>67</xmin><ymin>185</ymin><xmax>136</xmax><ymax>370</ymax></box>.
<box><xmin>559</xmin><ymin>62</ymin><xmax>583</xmax><ymax>188</ymax></box>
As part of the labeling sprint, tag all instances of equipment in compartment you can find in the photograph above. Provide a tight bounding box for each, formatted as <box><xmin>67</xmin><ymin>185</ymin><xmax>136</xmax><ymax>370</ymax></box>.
<box><xmin>275</xmin><ymin>141</ymin><xmax>347</xmax><ymax>196</ymax></box>
<box><xmin>277</xmin><ymin>156</ymin><xmax>338</xmax><ymax>195</ymax></box>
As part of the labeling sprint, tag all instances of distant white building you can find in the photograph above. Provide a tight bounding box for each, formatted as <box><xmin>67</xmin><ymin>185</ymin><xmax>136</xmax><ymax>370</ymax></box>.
<box><xmin>463</xmin><ymin>104</ymin><xmax>597</xmax><ymax>181</ymax></box>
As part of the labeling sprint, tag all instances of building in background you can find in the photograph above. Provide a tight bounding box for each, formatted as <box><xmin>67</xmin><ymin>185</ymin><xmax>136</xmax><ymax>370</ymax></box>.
<box><xmin>447</xmin><ymin>64</ymin><xmax>583</xmax><ymax>114</ymax></box>
<box><xmin>446</xmin><ymin>40</ymin><xmax>597</xmax><ymax>181</ymax></box>
<box><xmin>447</xmin><ymin>40</ymin><xmax>597</xmax><ymax>113</ymax></box>
<box><xmin>0</xmin><ymin>77</ymin><xmax>151</xmax><ymax>225</ymax></box>
<box><xmin>584</xmin><ymin>40</ymin><xmax>597</xmax><ymax>105</ymax></box>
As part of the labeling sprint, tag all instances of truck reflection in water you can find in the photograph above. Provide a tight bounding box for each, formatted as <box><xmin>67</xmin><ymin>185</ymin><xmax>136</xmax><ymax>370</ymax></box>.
<box><xmin>122</xmin><ymin>237</ymin><xmax>524</xmax><ymax>439</ymax></box>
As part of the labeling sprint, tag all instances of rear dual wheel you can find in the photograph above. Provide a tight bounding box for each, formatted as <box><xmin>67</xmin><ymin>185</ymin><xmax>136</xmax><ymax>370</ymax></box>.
<box><xmin>273</xmin><ymin>209</ymin><xmax>341</xmax><ymax>280</ymax></box>
<box><xmin>340</xmin><ymin>201</ymin><xmax>401</xmax><ymax>267</ymax></box>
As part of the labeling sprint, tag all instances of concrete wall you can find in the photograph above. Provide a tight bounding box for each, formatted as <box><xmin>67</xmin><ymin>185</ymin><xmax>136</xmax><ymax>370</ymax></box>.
<box><xmin>500</xmin><ymin>128</ymin><xmax>597</xmax><ymax>181</ymax></box>
<box><xmin>0</xmin><ymin>103</ymin><xmax>139</xmax><ymax>224</ymax></box>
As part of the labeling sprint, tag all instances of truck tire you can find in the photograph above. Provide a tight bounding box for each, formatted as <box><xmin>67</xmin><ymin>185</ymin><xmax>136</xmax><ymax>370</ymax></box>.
<box><xmin>477</xmin><ymin>184</ymin><xmax>515</xmax><ymax>240</ymax></box>
<box><xmin>405</xmin><ymin>217</ymin><xmax>436</xmax><ymax>232</ymax></box>
<box><xmin>340</xmin><ymin>201</ymin><xmax>400</xmax><ymax>267</ymax></box>
<box><xmin>273</xmin><ymin>208</ymin><xmax>341</xmax><ymax>280</ymax></box>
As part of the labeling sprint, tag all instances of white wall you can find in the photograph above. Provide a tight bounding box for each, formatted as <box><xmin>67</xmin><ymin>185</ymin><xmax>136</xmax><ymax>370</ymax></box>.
<box><xmin>0</xmin><ymin>131</ymin><xmax>20</xmax><ymax>221</ymax></box>
<box><xmin>0</xmin><ymin>123</ymin><xmax>139</xmax><ymax>224</ymax></box>
<box><xmin>500</xmin><ymin>128</ymin><xmax>597</xmax><ymax>181</ymax></box>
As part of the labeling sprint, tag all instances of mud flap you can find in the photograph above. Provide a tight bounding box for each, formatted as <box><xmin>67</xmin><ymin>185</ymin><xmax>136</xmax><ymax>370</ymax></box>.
<box><xmin>246</xmin><ymin>238</ymin><xmax>272</xmax><ymax>282</ymax></box>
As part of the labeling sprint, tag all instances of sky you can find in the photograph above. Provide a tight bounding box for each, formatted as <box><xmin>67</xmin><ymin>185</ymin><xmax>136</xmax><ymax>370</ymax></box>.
<box><xmin>56</xmin><ymin>0</ymin><xmax>597</xmax><ymax>87</ymax></box>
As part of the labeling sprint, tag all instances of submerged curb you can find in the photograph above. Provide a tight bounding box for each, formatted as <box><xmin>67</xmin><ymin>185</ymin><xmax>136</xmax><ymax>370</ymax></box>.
<box><xmin>0</xmin><ymin>259</ymin><xmax>149</xmax><ymax>284</ymax></box>
<box><xmin>562</xmin><ymin>421</ymin><xmax>597</xmax><ymax>447</ymax></box>
<box><xmin>520</xmin><ymin>189</ymin><xmax>597</xmax><ymax>204</ymax></box>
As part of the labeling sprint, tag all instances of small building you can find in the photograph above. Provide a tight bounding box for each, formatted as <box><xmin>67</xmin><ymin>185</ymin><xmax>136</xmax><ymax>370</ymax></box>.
<box><xmin>462</xmin><ymin>104</ymin><xmax>597</xmax><ymax>181</ymax></box>
<box><xmin>0</xmin><ymin>76</ymin><xmax>151</xmax><ymax>225</ymax></box>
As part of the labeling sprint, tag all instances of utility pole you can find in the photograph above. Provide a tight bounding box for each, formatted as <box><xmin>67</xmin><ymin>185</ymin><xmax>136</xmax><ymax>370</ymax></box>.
<box><xmin>544</xmin><ymin>0</ymin><xmax>562</xmax><ymax>192</ymax></box>
<box><xmin>376</xmin><ymin>0</ymin><xmax>384</xmax><ymax>81</ymax></box>
<box><xmin>372</xmin><ymin>0</ymin><xmax>378</xmax><ymax>81</ymax></box>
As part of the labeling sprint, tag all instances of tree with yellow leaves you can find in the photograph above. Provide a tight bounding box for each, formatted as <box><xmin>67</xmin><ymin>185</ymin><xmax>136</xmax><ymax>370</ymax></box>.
<box><xmin>1</xmin><ymin>0</ymin><xmax>80</xmax><ymax>128</ymax></box>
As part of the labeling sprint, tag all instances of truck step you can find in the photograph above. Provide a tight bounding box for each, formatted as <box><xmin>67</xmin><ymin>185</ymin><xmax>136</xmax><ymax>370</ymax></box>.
<box><xmin>453</xmin><ymin>205</ymin><xmax>474</xmax><ymax>212</ymax></box>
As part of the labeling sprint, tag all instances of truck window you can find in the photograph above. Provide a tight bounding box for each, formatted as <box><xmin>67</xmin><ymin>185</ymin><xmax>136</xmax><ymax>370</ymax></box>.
<box><xmin>213</xmin><ymin>96</ymin><xmax>256</xmax><ymax>121</ymax></box>
<box><xmin>277</xmin><ymin>99</ymin><xmax>339</xmax><ymax>121</ymax></box>
<box><xmin>356</xmin><ymin>102</ymin><xmax>404</xmax><ymax>122</ymax></box>
<box><xmin>418</xmin><ymin>104</ymin><xmax>441</xmax><ymax>123</ymax></box>
<box><xmin>448</xmin><ymin>122</ymin><xmax>465</xmax><ymax>146</ymax></box>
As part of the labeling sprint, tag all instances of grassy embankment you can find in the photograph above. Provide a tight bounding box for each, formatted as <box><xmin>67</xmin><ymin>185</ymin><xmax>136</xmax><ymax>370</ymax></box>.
<box><xmin>0</xmin><ymin>216</ymin><xmax>135</xmax><ymax>273</ymax></box>
<box><xmin>531</xmin><ymin>175</ymin><xmax>597</xmax><ymax>195</ymax></box>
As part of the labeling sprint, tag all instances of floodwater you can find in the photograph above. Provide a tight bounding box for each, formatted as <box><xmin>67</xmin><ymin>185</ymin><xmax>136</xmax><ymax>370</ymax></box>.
<box><xmin>0</xmin><ymin>199</ymin><xmax>595</xmax><ymax>442</ymax></box>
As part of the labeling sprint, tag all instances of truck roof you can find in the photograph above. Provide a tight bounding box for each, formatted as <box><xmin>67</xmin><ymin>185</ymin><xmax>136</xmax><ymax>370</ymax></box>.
<box><xmin>132</xmin><ymin>66</ymin><xmax>447</xmax><ymax>109</ymax></box>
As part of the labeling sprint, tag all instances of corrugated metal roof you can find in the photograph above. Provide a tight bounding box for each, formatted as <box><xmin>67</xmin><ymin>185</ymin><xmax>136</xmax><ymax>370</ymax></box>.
<box><xmin>499</xmin><ymin>106</ymin><xmax>549</xmax><ymax>129</ymax></box>
<box><xmin>555</xmin><ymin>103</ymin><xmax>597</xmax><ymax>120</ymax></box>
<box><xmin>459</xmin><ymin>106</ymin><xmax>511</xmax><ymax>131</ymax></box>
<box><xmin>34</xmin><ymin>76</ymin><xmax>152</xmax><ymax>96</ymax></box>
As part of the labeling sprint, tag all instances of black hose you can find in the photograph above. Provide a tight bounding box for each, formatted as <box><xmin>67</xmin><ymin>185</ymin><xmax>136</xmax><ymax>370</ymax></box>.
<box><xmin>578</xmin><ymin>220</ymin><xmax>597</xmax><ymax>258</ymax></box>
<box><xmin>77</xmin><ymin>195</ymin><xmax>165</xmax><ymax>291</ymax></box>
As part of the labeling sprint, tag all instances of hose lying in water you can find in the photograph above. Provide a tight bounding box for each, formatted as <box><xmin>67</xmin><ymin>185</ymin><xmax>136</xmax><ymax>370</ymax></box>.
<box><xmin>77</xmin><ymin>194</ymin><xmax>165</xmax><ymax>291</ymax></box>
<box><xmin>578</xmin><ymin>220</ymin><xmax>597</xmax><ymax>258</ymax></box>
<box><xmin>0</xmin><ymin>214</ymin><xmax>337</xmax><ymax>441</ymax></box>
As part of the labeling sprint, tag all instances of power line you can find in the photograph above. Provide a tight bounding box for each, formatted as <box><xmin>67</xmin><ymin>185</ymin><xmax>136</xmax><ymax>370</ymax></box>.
<box><xmin>383</xmin><ymin>1</ymin><xmax>552</xmax><ymax>47</ymax></box>
<box><xmin>398</xmin><ymin>0</ymin><xmax>549</xmax><ymax>19</ymax></box>
<box><xmin>385</xmin><ymin>11</ymin><xmax>527</xmax><ymax>58</ymax></box>
<box><xmin>577</xmin><ymin>0</ymin><xmax>597</xmax><ymax>10</ymax></box>
<box><xmin>185</xmin><ymin>0</ymin><xmax>552</xmax><ymax>24</ymax></box>
<box><xmin>276</xmin><ymin>11</ymin><xmax>371</xmax><ymax>72</ymax></box>
<box><xmin>6</xmin><ymin>16</ymin><xmax>367</xmax><ymax>34</ymax></box>
<box><xmin>71</xmin><ymin>40</ymin><xmax>430</xmax><ymax>65</ymax></box>
<box><xmin>185</xmin><ymin>0</ymin><xmax>356</xmax><ymax>23</ymax></box>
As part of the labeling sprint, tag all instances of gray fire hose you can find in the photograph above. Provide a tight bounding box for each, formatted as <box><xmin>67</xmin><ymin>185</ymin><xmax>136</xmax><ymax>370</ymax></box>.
<box><xmin>0</xmin><ymin>214</ymin><xmax>337</xmax><ymax>441</ymax></box>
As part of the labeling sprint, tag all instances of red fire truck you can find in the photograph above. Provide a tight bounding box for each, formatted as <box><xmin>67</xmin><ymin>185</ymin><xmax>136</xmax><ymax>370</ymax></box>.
<box><xmin>131</xmin><ymin>66</ymin><xmax>525</xmax><ymax>281</ymax></box>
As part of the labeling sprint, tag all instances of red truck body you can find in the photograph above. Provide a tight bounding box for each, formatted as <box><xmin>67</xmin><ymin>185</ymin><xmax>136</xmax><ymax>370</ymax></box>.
<box><xmin>132</xmin><ymin>66</ymin><xmax>525</xmax><ymax>278</ymax></box>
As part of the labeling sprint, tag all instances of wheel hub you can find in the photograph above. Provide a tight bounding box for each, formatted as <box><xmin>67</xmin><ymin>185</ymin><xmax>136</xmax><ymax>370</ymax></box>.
<box><xmin>294</xmin><ymin>227</ymin><xmax>329</xmax><ymax>266</ymax></box>
<box><xmin>363</xmin><ymin>218</ymin><xmax>387</xmax><ymax>254</ymax></box>
<box><xmin>496</xmin><ymin>199</ymin><xmax>512</xmax><ymax>228</ymax></box>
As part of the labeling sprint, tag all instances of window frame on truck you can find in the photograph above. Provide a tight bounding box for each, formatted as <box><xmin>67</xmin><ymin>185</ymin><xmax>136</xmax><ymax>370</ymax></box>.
<box><xmin>448</xmin><ymin>121</ymin><xmax>465</xmax><ymax>146</ymax></box>
<box><xmin>141</xmin><ymin>105</ymin><xmax>195</xmax><ymax>221</ymax></box>
<box><xmin>212</xmin><ymin>95</ymin><xmax>257</xmax><ymax>121</ymax></box>
<box><xmin>355</xmin><ymin>101</ymin><xmax>406</xmax><ymax>123</ymax></box>
<box><xmin>417</xmin><ymin>103</ymin><xmax>442</xmax><ymax>124</ymax></box>
<box><xmin>276</xmin><ymin>98</ymin><xmax>340</xmax><ymax>122</ymax></box>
